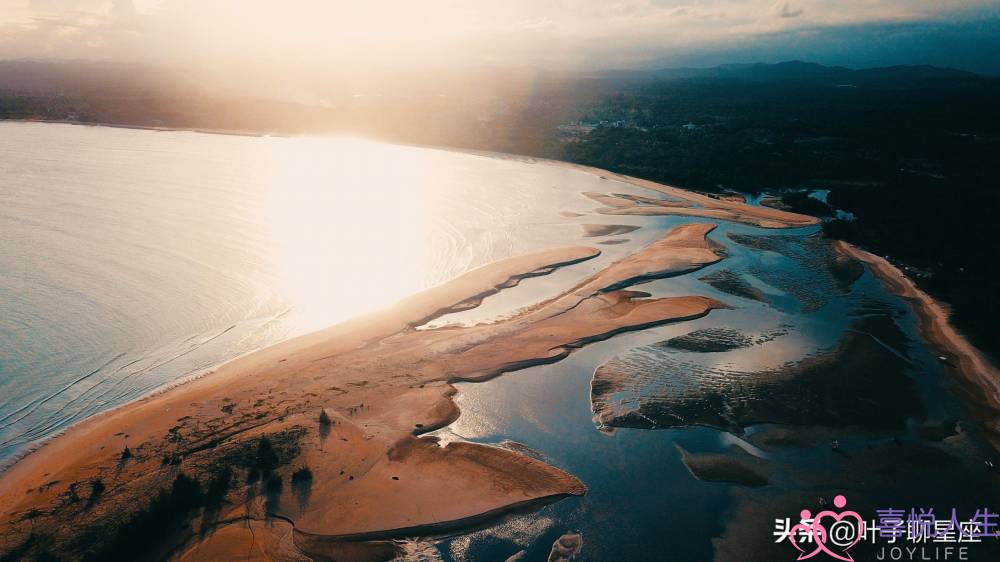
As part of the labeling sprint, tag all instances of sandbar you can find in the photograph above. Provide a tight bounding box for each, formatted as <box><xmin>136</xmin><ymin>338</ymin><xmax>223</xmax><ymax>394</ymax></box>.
<box><xmin>0</xmin><ymin>225</ymin><xmax>727</xmax><ymax>561</ymax></box>
<box><xmin>833</xmin><ymin>241</ymin><xmax>1000</xmax><ymax>449</ymax></box>
<box><xmin>580</xmin><ymin>223</ymin><xmax>641</xmax><ymax>237</ymax></box>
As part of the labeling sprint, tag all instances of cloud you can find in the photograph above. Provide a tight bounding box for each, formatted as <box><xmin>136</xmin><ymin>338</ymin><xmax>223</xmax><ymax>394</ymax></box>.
<box><xmin>111</xmin><ymin>0</ymin><xmax>135</xmax><ymax>19</ymax></box>
<box><xmin>0</xmin><ymin>0</ymin><xmax>997</xmax><ymax>73</ymax></box>
<box><xmin>648</xmin><ymin>15</ymin><xmax>1000</xmax><ymax>74</ymax></box>
<box><xmin>771</xmin><ymin>0</ymin><xmax>802</xmax><ymax>19</ymax></box>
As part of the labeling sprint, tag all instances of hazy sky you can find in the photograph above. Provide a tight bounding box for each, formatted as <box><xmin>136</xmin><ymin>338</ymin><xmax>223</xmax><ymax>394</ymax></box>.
<box><xmin>1</xmin><ymin>0</ymin><xmax>998</xmax><ymax>73</ymax></box>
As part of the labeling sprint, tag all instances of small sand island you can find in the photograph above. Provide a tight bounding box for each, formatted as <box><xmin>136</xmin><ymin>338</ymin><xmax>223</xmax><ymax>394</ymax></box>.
<box><xmin>579</xmin><ymin>223</ymin><xmax>641</xmax><ymax>238</ymax></box>
<box><xmin>1</xmin><ymin>163</ymin><xmax>993</xmax><ymax>562</ymax></box>
<box><xmin>576</xmin><ymin>167</ymin><xmax>819</xmax><ymax>229</ymax></box>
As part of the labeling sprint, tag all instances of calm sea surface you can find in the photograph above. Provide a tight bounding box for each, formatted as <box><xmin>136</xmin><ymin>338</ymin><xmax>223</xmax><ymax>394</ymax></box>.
<box><xmin>0</xmin><ymin>121</ymin><xmax>655</xmax><ymax>464</ymax></box>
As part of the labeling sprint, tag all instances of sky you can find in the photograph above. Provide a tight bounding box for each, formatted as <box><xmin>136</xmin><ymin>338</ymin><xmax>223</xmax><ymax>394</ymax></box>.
<box><xmin>0</xmin><ymin>0</ymin><xmax>998</xmax><ymax>73</ymax></box>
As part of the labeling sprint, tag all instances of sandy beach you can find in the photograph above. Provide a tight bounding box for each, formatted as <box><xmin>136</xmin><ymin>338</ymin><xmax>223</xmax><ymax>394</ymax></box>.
<box><xmin>0</xmin><ymin>217</ymin><xmax>738</xmax><ymax>560</ymax></box>
<box><xmin>3</xmin><ymin>144</ymin><xmax>992</xmax><ymax>560</ymax></box>
<box><xmin>834</xmin><ymin>241</ymin><xmax>1000</xmax><ymax>448</ymax></box>
<box><xmin>580</xmin><ymin>224</ymin><xmax>641</xmax><ymax>238</ymax></box>
<box><xmin>580</xmin><ymin>187</ymin><xmax>819</xmax><ymax>228</ymax></box>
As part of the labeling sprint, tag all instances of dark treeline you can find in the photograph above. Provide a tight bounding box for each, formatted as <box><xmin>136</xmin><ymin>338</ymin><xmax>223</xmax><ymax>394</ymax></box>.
<box><xmin>561</xmin><ymin>68</ymin><xmax>1000</xmax><ymax>358</ymax></box>
<box><xmin>0</xmin><ymin>60</ymin><xmax>612</xmax><ymax>157</ymax></box>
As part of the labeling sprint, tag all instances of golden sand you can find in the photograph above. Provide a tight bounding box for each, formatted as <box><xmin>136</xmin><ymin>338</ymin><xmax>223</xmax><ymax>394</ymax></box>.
<box><xmin>0</xmin><ymin>224</ymin><xmax>728</xmax><ymax>560</ymax></box>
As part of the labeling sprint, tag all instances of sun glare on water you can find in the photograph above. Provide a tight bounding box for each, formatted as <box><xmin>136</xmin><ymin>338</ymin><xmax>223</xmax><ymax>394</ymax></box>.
<box><xmin>265</xmin><ymin>137</ymin><xmax>435</xmax><ymax>331</ymax></box>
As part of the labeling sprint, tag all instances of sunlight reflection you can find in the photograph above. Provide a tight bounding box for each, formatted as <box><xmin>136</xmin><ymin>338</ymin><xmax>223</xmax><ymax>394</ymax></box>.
<box><xmin>266</xmin><ymin>137</ymin><xmax>433</xmax><ymax>331</ymax></box>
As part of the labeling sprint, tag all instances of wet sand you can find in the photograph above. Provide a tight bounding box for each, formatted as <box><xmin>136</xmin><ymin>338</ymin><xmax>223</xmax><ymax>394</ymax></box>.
<box><xmin>592</xmin><ymin>311</ymin><xmax>921</xmax><ymax>432</ymax></box>
<box><xmin>574</xmin><ymin>168</ymin><xmax>816</xmax><ymax>229</ymax></box>
<box><xmin>698</xmin><ymin>269</ymin><xmax>767</xmax><ymax>303</ymax></box>
<box><xmin>579</xmin><ymin>176</ymin><xmax>819</xmax><ymax>228</ymax></box>
<box><xmin>580</xmin><ymin>223</ymin><xmax>641</xmax><ymax>238</ymax></box>
<box><xmin>834</xmin><ymin>241</ymin><xmax>1000</xmax><ymax>448</ymax></box>
<box><xmin>0</xmin><ymin>224</ymin><xmax>730</xmax><ymax>560</ymax></box>
<box><xmin>676</xmin><ymin>444</ymin><xmax>769</xmax><ymax>487</ymax></box>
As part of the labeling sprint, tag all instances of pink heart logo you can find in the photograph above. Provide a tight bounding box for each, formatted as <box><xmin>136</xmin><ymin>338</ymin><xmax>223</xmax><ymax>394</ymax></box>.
<box><xmin>788</xmin><ymin>519</ymin><xmax>827</xmax><ymax>560</ymax></box>
<box><xmin>810</xmin><ymin>507</ymin><xmax>865</xmax><ymax>562</ymax></box>
<box><xmin>786</xmin><ymin>496</ymin><xmax>865</xmax><ymax>561</ymax></box>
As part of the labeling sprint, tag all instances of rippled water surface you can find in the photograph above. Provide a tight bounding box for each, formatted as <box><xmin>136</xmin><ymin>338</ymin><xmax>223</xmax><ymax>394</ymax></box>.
<box><xmin>428</xmin><ymin>226</ymin><xmax>1000</xmax><ymax>560</ymax></box>
<box><xmin>0</xmin><ymin>121</ymin><xmax>655</xmax><ymax>463</ymax></box>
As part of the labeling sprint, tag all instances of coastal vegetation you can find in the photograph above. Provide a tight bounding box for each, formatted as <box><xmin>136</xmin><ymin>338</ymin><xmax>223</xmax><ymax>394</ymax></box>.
<box><xmin>559</xmin><ymin>66</ymin><xmax>1000</xmax><ymax>357</ymax></box>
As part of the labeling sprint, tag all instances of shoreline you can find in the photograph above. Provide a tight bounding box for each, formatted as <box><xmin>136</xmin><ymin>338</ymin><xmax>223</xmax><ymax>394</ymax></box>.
<box><xmin>833</xmin><ymin>241</ymin><xmax>1000</xmax><ymax>449</ymax></box>
<box><xmin>4</xmin><ymin>117</ymin><xmax>288</xmax><ymax>138</ymax></box>
<box><xmin>1</xmin><ymin>119</ymin><xmax>818</xmax><ymax>228</ymax></box>
<box><xmin>0</xmin><ymin>221</ymin><xmax>734</xmax><ymax>560</ymax></box>
<box><xmin>0</xmin><ymin>119</ymin><xmax>815</xmax><ymax>474</ymax></box>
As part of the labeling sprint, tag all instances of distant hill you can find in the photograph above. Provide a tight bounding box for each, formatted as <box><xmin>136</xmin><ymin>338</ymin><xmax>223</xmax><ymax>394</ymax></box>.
<box><xmin>0</xmin><ymin>59</ymin><xmax>985</xmax><ymax>97</ymax></box>
<box><xmin>643</xmin><ymin>60</ymin><xmax>982</xmax><ymax>88</ymax></box>
<box><xmin>0</xmin><ymin>60</ymin><xmax>178</xmax><ymax>93</ymax></box>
